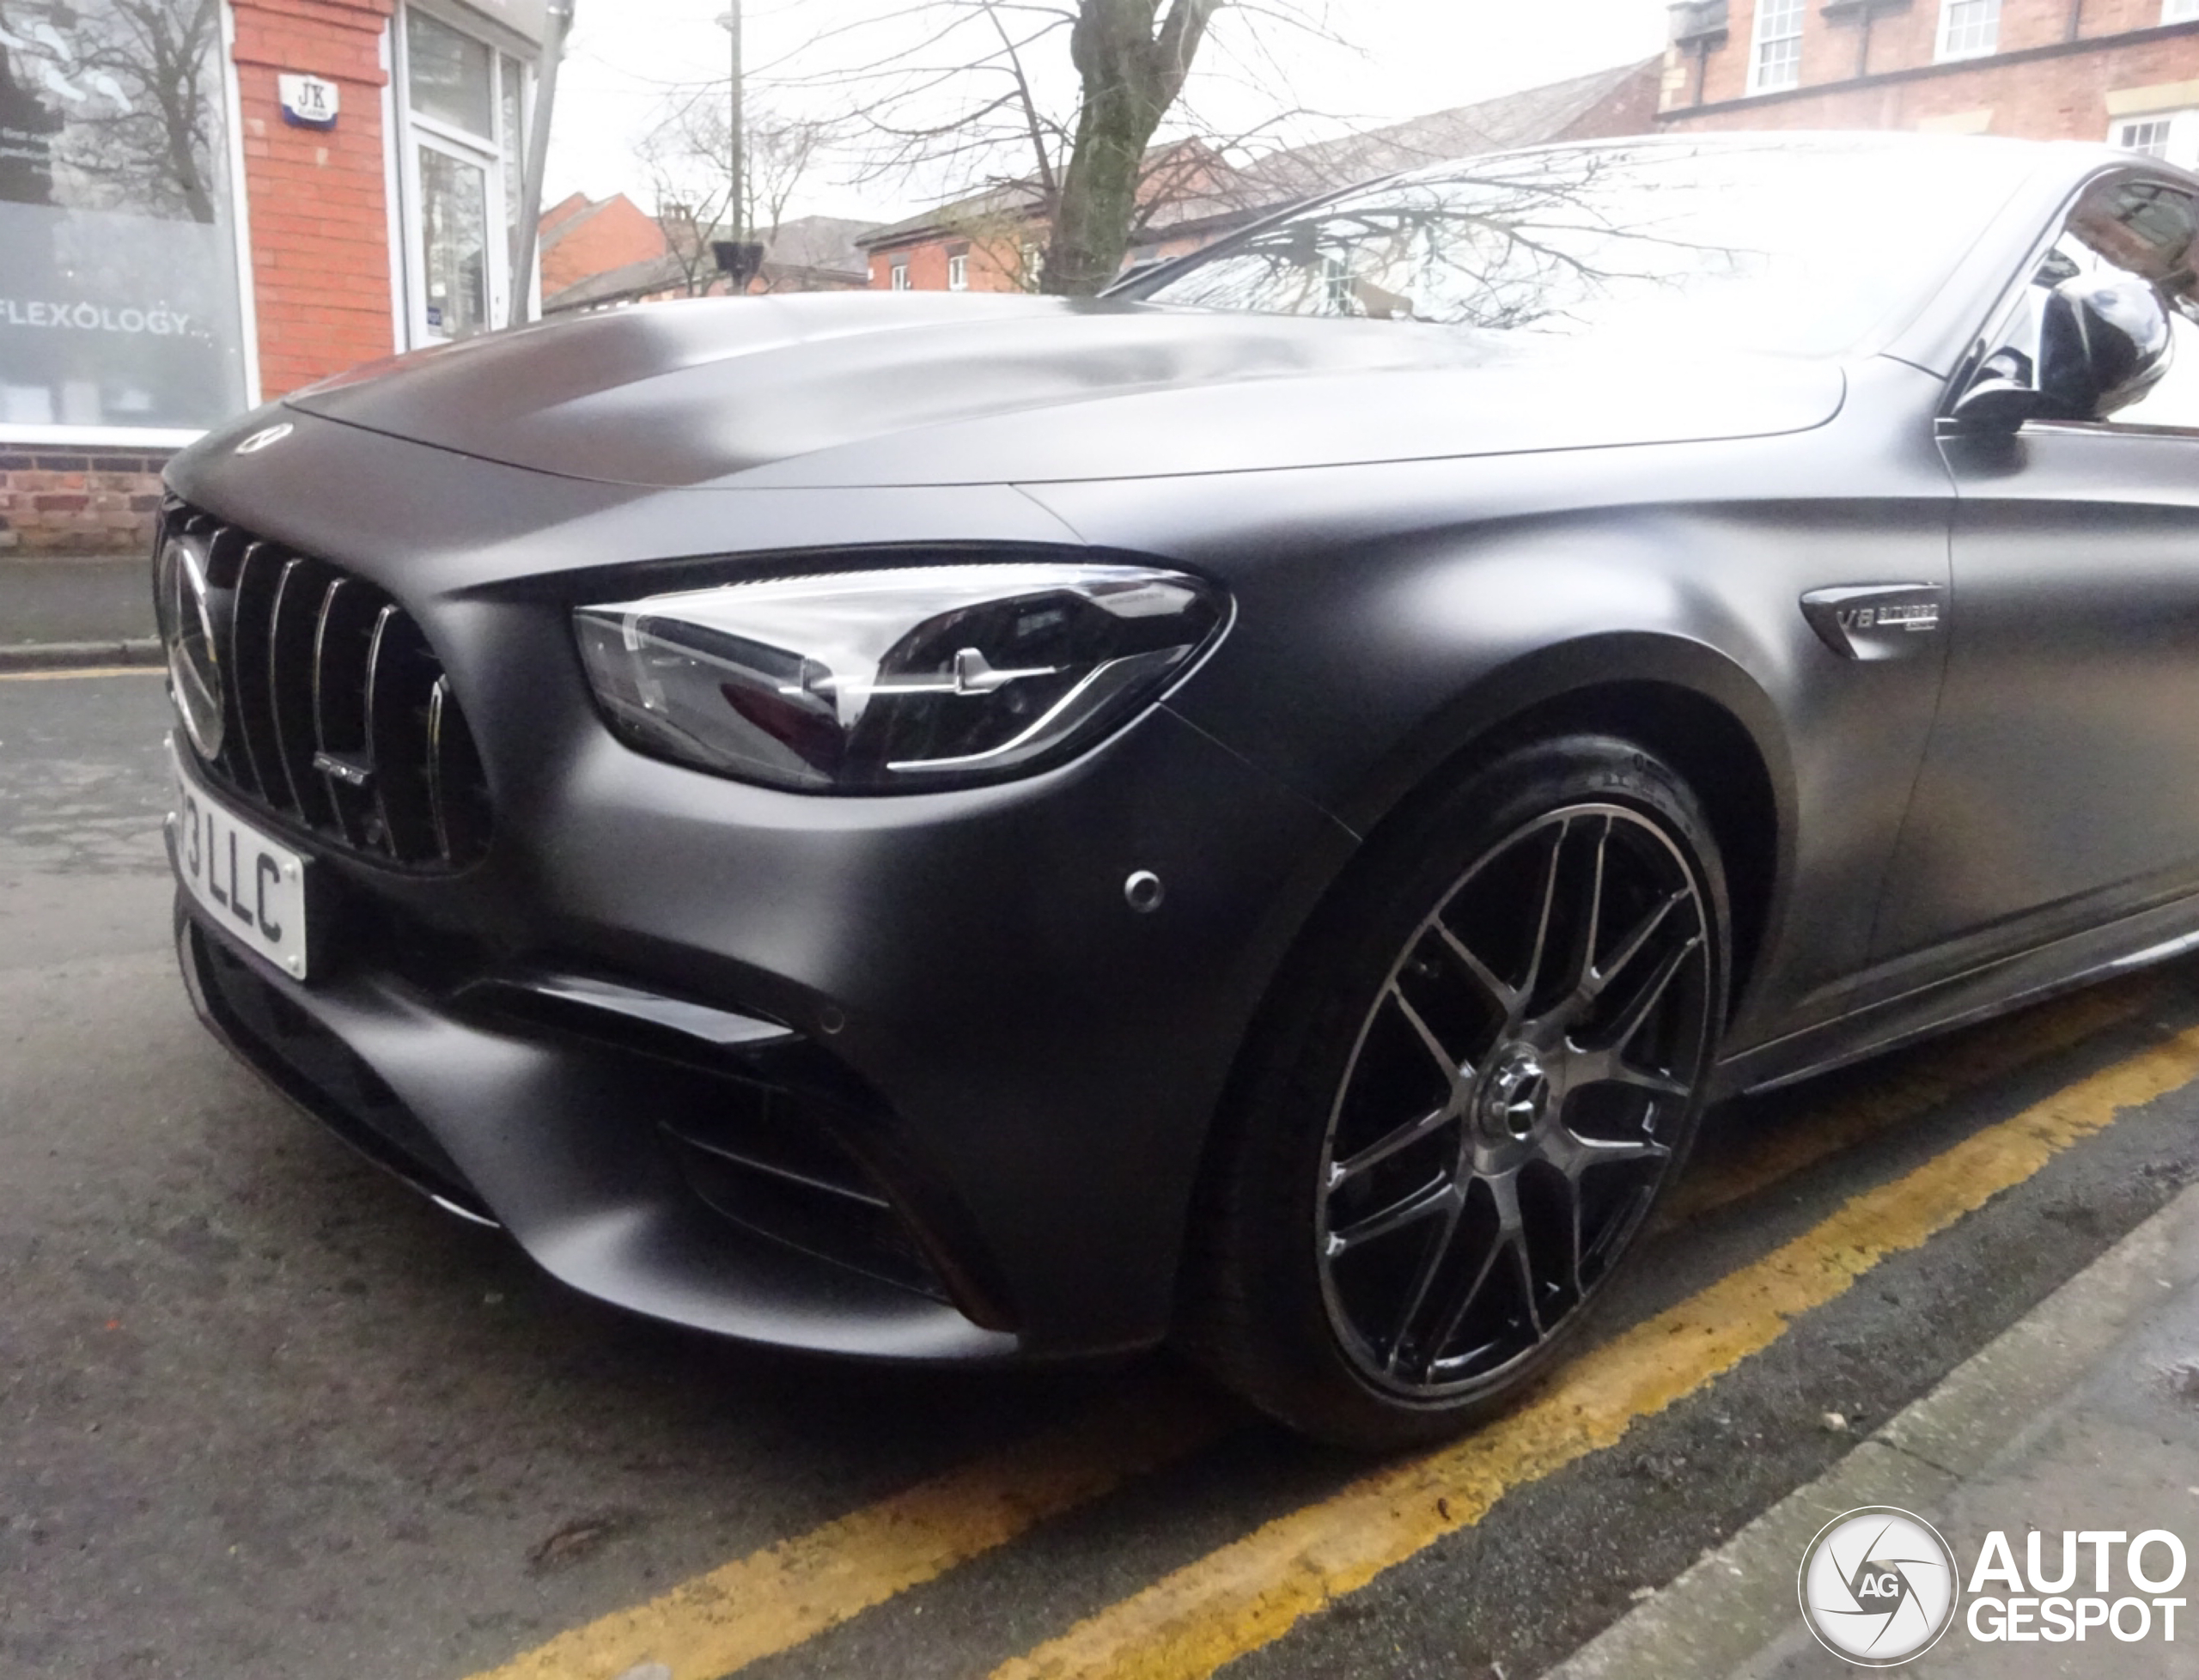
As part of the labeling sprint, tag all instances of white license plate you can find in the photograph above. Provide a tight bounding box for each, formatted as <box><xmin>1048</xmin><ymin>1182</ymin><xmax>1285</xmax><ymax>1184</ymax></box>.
<box><xmin>170</xmin><ymin>742</ymin><xmax>311</xmax><ymax>979</ymax></box>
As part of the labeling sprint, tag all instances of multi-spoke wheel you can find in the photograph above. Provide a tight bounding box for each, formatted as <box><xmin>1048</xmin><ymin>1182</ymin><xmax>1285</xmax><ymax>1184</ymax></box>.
<box><xmin>1184</xmin><ymin>736</ymin><xmax>1727</xmax><ymax>1448</ymax></box>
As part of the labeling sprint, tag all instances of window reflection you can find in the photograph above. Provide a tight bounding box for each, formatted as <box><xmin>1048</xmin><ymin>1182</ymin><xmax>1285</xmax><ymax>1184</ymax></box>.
<box><xmin>418</xmin><ymin>145</ymin><xmax>488</xmax><ymax>339</ymax></box>
<box><xmin>2041</xmin><ymin>178</ymin><xmax>2199</xmax><ymax>429</ymax></box>
<box><xmin>1139</xmin><ymin>141</ymin><xmax>2039</xmax><ymax>359</ymax></box>
<box><xmin>0</xmin><ymin>0</ymin><xmax>247</xmax><ymax>427</ymax></box>
<box><xmin>408</xmin><ymin>9</ymin><xmax>493</xmax><ymax>137</ymax></box>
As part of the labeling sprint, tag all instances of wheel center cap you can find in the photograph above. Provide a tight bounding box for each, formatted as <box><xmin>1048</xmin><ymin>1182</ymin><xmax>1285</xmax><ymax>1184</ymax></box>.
<box><xmin>1476</xmin><ymin>1042</ymin><xmax>1551</xmax><ymax>1141</ymax></box>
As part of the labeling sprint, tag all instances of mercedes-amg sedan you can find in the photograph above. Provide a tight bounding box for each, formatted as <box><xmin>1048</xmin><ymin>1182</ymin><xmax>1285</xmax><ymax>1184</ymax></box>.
<box><xmin>158</xmin><ymin>133</ymin><xmax>2199</xmax><ymax>1444</ymax></box>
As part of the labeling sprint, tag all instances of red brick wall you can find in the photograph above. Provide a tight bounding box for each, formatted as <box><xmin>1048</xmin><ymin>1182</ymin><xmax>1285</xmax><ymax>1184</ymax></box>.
<box><xmin>867</xmin><ymin>238</ymin><xmax>1032</xmax><ymax>292</ymax></box>
<box><xmin>1666</xmin><ymin>2</ymin><xmax>2199</xmax><ymax>134</ymax></box>
<box><xmin>0</xmin><ymin>450</ymin><xmax>172</xmax><ymax>555</ymax></box>
<box><xmin>540</xmin><ymin>196</ymin><xmax>671</xmax><ymax>296</ymax></box>
<box><xmin>231</xmin><ymin>0</ymin><xmax>399</xmax><ymax>397</ymax></box>
<box><xmin>1557</xmin><ymin>58</ymin><xmax>1666</xmax><ymax>140</ymax></box>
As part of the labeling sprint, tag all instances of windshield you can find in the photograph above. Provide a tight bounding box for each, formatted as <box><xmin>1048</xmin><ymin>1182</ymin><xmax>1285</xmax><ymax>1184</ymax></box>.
<box><xmin>1133</xmin><ymin>139</ymin><xmax>2038</xmax><ymax>358</ymax></box>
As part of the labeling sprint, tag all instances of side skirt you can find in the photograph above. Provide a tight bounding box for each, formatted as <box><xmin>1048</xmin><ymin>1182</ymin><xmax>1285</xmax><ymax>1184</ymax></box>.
<box><xmin>1712</xmin><ymin>891</ymin><xmax>2199</xmax><ymax>1098</ymax></box>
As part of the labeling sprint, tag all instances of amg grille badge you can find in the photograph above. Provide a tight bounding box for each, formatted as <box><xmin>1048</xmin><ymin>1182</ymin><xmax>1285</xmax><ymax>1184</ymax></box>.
<box><xmin>312</xmin><ymin>751</ymin><xmax>375</xmax><ymax>789</ymax></box>
<box><xmin>1800</xmin><ymin>583</ymin><xmax>1945</xmax><ymax>661</ymax></box>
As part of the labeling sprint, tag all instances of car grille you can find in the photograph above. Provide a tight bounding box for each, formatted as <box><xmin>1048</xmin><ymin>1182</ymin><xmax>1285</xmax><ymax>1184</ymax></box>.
<box><xmin>162</xmin><ymin>499</ymin><xmax>491</xmax><ymax>869</ymax></box>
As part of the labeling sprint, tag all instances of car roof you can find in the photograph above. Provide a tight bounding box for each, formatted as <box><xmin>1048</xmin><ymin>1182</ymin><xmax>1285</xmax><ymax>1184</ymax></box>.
<box><xmin>1388</xmin><ymin>126</ymin><xmax>2117</xmax><ymax>183</ymax></box>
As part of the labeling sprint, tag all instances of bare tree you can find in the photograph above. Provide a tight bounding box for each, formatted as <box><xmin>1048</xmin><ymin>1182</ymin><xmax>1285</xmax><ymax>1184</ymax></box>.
<box><xmin>1045</xmin><ymin>0</ymin><xmax>1225</xmax><ymax>291</ymax></box>
<box><xmin>755</xmin><ymin>0</ymin><xmax>1347</xmax><ymax>294</ymax></box>
<box><xmin>640</xmin><ymin>91</ymin><xmax>835</xmax><ymax>295</ymax></box>
<box><xmin>1</xmin><ymin>0</ymin><xmax>224</xmax><ymax>222</ymax></box>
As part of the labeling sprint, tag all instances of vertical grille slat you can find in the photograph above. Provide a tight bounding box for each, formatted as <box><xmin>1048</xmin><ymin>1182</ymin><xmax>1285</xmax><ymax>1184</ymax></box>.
<box><xmin>228</xmin><ymin>540</ymin><xmax>289</xmax><ymax>812</ymax></box>
<box><xmin>204</xmin><ymin>524</ymin><xmax>250</xmax><ymax>589</ymax></box>
<box><xmin>269</xmin><ymin>557</ymin><xmax>339</xmax><ymax>831</ymax></box>
<box><xmin>193</xmin><ymin>521</ymin><xmax>262</xmax><ymax>803</ymax></box>
<box><xmin>363</xmin><ymin>607</ymin><xmax>442</xmax><ymax>863</ymax></box>
<box><xmin>426</xmin><ymin>678</ymin><xmax>491</xmax><ymax>866</ymax></box>
<box><xmin>161</xmin><ymin>502</ymin><xmax>492</xmax><ymax>873</ymax></box>
<box><xmin>310</xmin><ymin>578</ymin><xmax>382</xmax><ymax>849</ymax></box>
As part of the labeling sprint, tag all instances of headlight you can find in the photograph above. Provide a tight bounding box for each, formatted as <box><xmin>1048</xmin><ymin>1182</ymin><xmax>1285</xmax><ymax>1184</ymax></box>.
<box><xmin>574</xmin><ymin>559</ymin><xmax>1227</xmax><ymax>793</ymax></box>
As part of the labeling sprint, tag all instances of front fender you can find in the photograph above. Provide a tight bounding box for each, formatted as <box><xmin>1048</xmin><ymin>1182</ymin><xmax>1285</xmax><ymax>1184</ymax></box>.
<box><xmin>1026</xmin><ymin>387</ymin><xmax>1955</xmax><ymax>1056</ymax></box>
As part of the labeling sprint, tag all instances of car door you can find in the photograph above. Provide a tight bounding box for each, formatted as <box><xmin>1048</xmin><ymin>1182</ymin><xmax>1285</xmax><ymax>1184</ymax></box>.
<box><xmin>1873</xmin><ymin>172</ymin><xmax>2199</xmax><ymax>976</ymax></box>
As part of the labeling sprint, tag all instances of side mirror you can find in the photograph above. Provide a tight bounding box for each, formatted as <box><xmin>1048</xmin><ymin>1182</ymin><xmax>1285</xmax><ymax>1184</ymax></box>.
<box><xmin>1948</xmin><ymin>273</ymin><xmax>2175</xmax><ymax>435</ymax></box>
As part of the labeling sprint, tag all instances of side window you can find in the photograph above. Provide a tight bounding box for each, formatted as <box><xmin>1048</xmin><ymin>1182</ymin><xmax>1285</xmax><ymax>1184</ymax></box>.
<box><xmin>2034</xmin><ymin>179</ymin><xmax>2199</xmax><ymax>429</ymax></box>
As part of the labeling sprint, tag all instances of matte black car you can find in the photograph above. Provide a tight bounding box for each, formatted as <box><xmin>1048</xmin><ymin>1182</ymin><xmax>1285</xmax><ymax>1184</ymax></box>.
<box><xmin>156</xmin><ymin>132</ymin><xmax>2199</xmax><ymax>1445</ymax></box>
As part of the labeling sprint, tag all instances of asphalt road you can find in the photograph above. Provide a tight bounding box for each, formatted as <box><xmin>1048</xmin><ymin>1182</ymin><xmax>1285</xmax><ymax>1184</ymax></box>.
<box><xmin>5</xmin><ymin>669</ymin><xmax>2199</xmax><ymax>1680</ymax></box>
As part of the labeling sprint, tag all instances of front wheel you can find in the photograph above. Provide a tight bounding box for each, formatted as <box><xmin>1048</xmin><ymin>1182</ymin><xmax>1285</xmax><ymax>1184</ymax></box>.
<box><xmin>1183</xmin><ymin>735</ymin><xmax>1729</xmax><ymax>1449</ymax></box>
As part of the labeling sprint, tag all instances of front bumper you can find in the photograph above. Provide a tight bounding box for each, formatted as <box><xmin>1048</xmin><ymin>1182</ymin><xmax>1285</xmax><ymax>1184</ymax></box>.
<box><xmin>171</xmin><ymin>677</ymin><xmax>1353</xmax><ymax>1360</ymax></box>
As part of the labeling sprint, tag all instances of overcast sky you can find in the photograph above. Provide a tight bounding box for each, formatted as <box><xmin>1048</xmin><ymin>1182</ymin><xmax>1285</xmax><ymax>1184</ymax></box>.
<box><xmin>543</xmin><ymin>0</ymin><xmax>1673</xmax><ymax>223</ymax></box>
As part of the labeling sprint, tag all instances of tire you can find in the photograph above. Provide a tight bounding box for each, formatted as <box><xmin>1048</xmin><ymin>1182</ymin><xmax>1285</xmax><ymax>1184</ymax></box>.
<box><xmin>1181</xmin><ymin>734</ymin><xmax>1731</xmax><ymax>1450</ymax></box>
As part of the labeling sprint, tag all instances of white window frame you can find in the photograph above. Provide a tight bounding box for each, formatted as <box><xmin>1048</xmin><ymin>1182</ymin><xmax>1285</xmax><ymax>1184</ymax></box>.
<box><xmin>1936</xmin><ymin>0</ymin><xmax>2002</xmax><ymax>63</ymax></box>
<box><xmin>890</xmin><ymin>260</ymin><xmax>911</xmax><ymax>290</ymax></box>
<box><xmin>1747</xmin><ymin>0</ymin><xmax>1806</xmax><ymax>95</ymax></box>
<box><xmin>2168</xmin><ymin>0</ymin><xmax>2199</xmax><ymax>23</ymax></box>
<box><xmin>391</xmin><ymin>2</ymin><xmax>535</xmax><ymax>349</ymax></box>
<box><xmin>2112</xmin><ymin>109</ymin><xmax>2199</xmax><ymax>168</ymax></box>
<box><xmin>946</xmin><ymin>252</ymin><xmax>968</xmax><ymax>291</ymax></box>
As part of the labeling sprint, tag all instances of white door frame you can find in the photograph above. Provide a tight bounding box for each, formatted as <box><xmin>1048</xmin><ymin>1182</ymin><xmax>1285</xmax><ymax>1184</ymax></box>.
<box><xmin>390</xmin><ymin>2</ymin><xmax>535</xmax><ymax>348</ymax></box>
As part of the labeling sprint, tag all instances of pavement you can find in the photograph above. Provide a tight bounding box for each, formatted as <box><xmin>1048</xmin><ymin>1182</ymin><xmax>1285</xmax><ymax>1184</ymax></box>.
<box><xmin>1547</xmin><ymin>1178</ymin><xmax>2199</xmax><ymax>1679</ymax></box>
<box><xmin>5</xmin><ymin>667</ymin><xmax>2199</xmax><ymax>1680</ymax></box>
<box><xmin>0</xmin><ymin>553</ymin><xmax>159</xmax><ymax>668</ymax></box>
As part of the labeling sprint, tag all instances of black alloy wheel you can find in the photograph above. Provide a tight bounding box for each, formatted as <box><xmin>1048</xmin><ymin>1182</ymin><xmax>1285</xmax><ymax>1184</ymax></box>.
<box><xmin>1185</xmin><ymin>736</ymin><xmax>1728</xmax><ymax>1448</ymax></box>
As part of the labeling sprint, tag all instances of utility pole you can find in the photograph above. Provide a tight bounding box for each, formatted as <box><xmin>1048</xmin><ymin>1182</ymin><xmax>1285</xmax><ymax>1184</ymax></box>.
<box><xmin>717</xmin><ymin>6</ymin><xmax>743</xmax><ymax>244</ymax></box>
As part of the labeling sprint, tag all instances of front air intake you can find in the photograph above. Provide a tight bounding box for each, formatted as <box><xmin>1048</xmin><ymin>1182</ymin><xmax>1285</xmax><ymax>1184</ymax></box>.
<box><xmin>161</xmin><ymin>499</ymin><xmax>492</xmax><ymax>870</ymax></box>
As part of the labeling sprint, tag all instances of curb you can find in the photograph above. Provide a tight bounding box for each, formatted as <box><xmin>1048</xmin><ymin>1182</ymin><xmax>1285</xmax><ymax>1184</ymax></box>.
<box><xmin>1538</xmin><ymin>1177</ymin><xmax>2199</xmax><ymax>1680</ymax></box>
<box><xmin>0</xmin><ymin>638</ymin><xmax>162</xmax><ymax>673</ymax></box>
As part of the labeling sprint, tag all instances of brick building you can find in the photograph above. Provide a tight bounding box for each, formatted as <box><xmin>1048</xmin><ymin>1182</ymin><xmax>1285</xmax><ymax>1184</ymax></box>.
<box><xmin>856</xmin><ymin>141</ymin><xmax>1236</xmax><ymax>295</ymax></box>
<box><xmin>539</xmin><ymin>190</ymin><xmax>668</xmax><ymax>298</ymax></box>
<box><xmin>542</xmin><ymin>213</ymin><xmax>876</xmax><ymax>313</ymax></box>
<box><xmin>857</xmin><ymin>62</ymin><xmax>1663</xmax><ymax>293</ymax></box>
<box><xmin>1661</xmin><ymin>0</ymin><xmax>2199</xmax><ymax>158</ymax></box>
<box><xmin>1</xmin><ymin>0</ymin><xmax>549</xmax><ymax>553</ymax></box>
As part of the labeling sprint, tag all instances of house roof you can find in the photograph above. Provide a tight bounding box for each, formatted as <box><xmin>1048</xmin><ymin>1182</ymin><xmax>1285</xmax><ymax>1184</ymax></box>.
<box><xmin>538</xmin><ymin>191</ymin><xmax>594</xmax><ymax>237</ymax></box>
<box><xmin>758</xmin><ymin>215</ymin><xmax>880</xmax><ymax>274</ymax></box>
<box><xmin>542</xmin><ymin>214</ymin><xmax>881</xmax><ymax>313</ymax></box>
<box><xmin>1245</xmin><ymin>59</ymin><xmax>1662</xmax><ymax>201</ymax></box>
<box><xmin>856</xmin><ymin>140</ymin><xmax>1229</xmax><ymax>251</ymax></box>
<box><xmin>539</xmin><ymin>194</ymin><xmax>618</xmax><ymax>255</ymax></box>
<box><xmin>856</xmin><ymin>180</ymin><xmax>1050</xmax><ymax>250</ymax></box>
<box><xmin>856</xmin><ymin>62</ymin><xmax>1662</xmax><ymax>258</ymax></box>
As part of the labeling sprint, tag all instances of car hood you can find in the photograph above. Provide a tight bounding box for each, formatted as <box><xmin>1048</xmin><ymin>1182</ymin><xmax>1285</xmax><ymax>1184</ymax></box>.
<box><xmin>283</xmin><ymin>292</ymin><xmax>1845</xmax><ymax>490</ymax></box>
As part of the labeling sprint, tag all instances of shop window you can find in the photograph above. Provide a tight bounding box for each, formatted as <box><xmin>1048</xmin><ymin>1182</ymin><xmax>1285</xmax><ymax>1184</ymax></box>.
<box><xmin>399</xmin><ymin>5</ymin><xmax>527</xmax><ymax>344</ymax></box>
<box><xmin>0</xmin><ymin>0</ymin><xmax>249</xmax><ymax>436</ymax></box>
<box><xmin>407</xmin><ymin>12</ymin><xmax>493</xmax><ymax>136</ymax></box>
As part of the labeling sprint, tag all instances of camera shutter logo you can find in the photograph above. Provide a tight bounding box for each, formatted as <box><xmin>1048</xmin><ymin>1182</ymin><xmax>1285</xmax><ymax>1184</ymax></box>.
<box><xmin>1798</xmin><ymin>1507</ymin><xmax>1959</xmax><ymax>1666</ymax></box>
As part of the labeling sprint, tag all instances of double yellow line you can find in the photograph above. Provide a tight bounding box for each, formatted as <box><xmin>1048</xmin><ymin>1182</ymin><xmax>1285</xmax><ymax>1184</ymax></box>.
<box><xmin>0</xmin><ymin>665</ymin><xmax>162</xmax><ymax>682</ymax></box>
<box><xmin>467</xmin><ymin>978</ymin><xmax>2188</xmax><ymax>1680</ymax></box>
